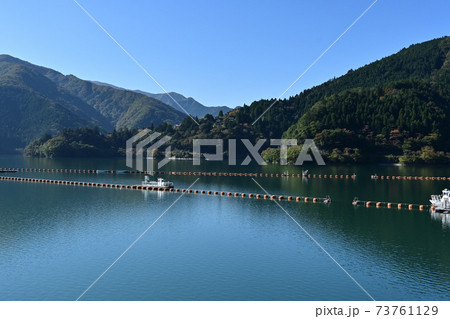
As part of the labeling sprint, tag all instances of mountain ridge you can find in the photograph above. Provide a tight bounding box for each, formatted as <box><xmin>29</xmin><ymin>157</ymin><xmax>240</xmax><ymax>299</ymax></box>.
<box><xmin>91</xmin><ymin>80</ymin><xmax>232</xmax><ymax>117</ymax></box>
<box><xmin>0</xmin><ymin>54</ymin><xmax>186</xmax><ymax>152</ymax></box>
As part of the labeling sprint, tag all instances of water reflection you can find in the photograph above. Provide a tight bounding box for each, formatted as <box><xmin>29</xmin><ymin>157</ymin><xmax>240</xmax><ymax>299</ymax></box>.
<box><xmin>142</xmin><ymin>190</ymin><xmax>167</xmax><ymax>201</ymax></box>
<box><xmin>430</xmin><ymin>211</ymin><xmax>450</xmax><ymax>228</ymax></box>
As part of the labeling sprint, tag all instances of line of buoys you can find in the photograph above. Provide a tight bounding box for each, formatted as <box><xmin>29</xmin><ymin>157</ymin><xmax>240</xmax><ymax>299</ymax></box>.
<box><xmin>370</xmin><ymin>175</ymin><xmax>450</xmax><ymax>181</ymax></box>
<box><xmin>0</xmin><ymin>176</ymin><xmax>330</xmax><ymax>204</ymax></box>
<box><xmin>352</xmin><ymin>197</ymin><xmax>428</xmax><ymax>211</ymax></box>
<box><xmin>0</xmin><ymin>168</ymin><xmax>357</xmax><ymax>180</ymax></box>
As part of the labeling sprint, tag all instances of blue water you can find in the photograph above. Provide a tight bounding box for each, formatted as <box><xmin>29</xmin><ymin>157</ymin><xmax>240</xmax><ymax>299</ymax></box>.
<box><xmin>1</xmin><ymin>155</ymin><xmax>450</xmax><ymax>300</ymax></box>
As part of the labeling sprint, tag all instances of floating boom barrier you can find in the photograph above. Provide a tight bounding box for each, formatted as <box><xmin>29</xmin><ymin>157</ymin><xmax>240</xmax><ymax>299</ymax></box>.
<box><xmin>352</xmin><ymin>197</ymin><xmax>429</xmax><ymax>211</ymax></box>
<box><xmin>0</xmin><ymin>176</ymin><xmax>331</xmax><ymax>204</ymax></box>
<box><xmin>0</xmin><ymin>168</ymin><xmax>357</xmax><ymax>179</ymax></box>
<box><xmin>0</xmin><ymin>169</ymin><xmax>17</xmax><ymax>173</ymax></box>
<box><xmin>3</xmin><ymin>168</ymin><xmax>449</xmax><ymax>181</ymax></box>
<box><xmin>370</xmin><ymin>175</ymin><xmax>450</xmax><ymax>181</ymax></box>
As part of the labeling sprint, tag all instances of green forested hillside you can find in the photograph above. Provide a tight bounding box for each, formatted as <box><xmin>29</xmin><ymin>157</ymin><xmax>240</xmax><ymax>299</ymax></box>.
<box><xmin>152</xmin><ymin>36</ymin><xmax>450</xmax><ymax>163</ymax></box>
<box><xmin>234</xmin><ymin>36</ymin><xmax>450</xmax><ymax>140</ymax></box>
<box><xmin>52</xmin><ymin>74</ymin><xmax>185</xmax><ymax>129</ymax></box>
<box><xmin>24</xmin><ymin>36</ymin><xmax>450</xmax><ymax>163</ymax></box>
<box><xmin>282</xmin><ymin>37</ymin><xmax>450</xmax><ymax>163</ymax></box>
<box><xmin>283</xmin><ymin>77</ymin><xmax>450</xmax><ymax>163</ymax></box>
<box><xmin>24</xmin><ymin>127</ymin><xmax>137</xmax><ymax>158</ymax></box>
<box><xmin>0</xmin><ymin>55</ymin><xmax>186</xmax><ymax>153</ymax></box>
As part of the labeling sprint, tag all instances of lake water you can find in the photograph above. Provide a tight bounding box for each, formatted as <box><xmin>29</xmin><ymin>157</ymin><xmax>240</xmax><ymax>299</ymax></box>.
<box><xmin>1</xmin><ymin>155</ymin><xmax>450</xmax><ymax>301</ymax></box>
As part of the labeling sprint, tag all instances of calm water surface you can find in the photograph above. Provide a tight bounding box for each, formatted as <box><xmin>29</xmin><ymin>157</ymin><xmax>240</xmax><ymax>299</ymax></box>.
<box><xmin>1</xmin><ymin>155</ymin><xmax>450</xmax><ymax>300</ymax></box>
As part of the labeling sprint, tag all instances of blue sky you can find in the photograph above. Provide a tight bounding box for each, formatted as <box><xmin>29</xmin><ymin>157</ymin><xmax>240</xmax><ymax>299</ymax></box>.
<box><xmin>0</xmin><ymin>0</ymin><xmax>449</xmax><ymax>108</ymax></box>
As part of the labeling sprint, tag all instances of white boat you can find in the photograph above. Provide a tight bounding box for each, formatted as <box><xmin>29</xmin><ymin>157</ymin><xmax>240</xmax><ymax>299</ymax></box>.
<box><xmin>142</xmin><ymin>176</ymin><xmax>174</xmax><ymax>189</ymax></box>
<box><xmin>430</xmin><ymin>189</ymin><xmax>450</xmax><ymax>213</ymax></box>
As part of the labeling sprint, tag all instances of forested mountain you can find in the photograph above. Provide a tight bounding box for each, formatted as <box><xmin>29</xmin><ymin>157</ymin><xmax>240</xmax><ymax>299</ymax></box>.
<box><xmin>235</xmin><ymin>36</ymin><xmax>450</xmax><ymax>140</ymax></box>
<box><xmin>24</xmin><ymin>127</ymin><xmax>137</xmax><ymax>158</ymax></box>
<box><xmin>0</xmin><ymin>55</ymin><xmax>186</xmax><ymax>152</ymax></box>
<box><xmin>24</xmin><ymin>36</ymin><xmax>450</xmax><ymax>163</ymax></box>
<box><xmin>91</xmin><ymin>81</ymin><xmax>232</xmax><ymax>117</ymax></box>
<box><xmin>282</xmin><ymin>37</ymin><xmax>450</xmax><ymax>163</ymax></box>
<box><xmin>149</xmin><ymin>36</ymin><xmax>450</xmax><ymax>163</ymax></box>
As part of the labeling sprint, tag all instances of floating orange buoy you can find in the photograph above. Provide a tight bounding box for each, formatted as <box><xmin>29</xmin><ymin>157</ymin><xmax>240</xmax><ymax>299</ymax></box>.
<box><xmin>376</xmin><ymin>202</ymin><xmax>382</xmax><ymax>208</ymax></box>
<box><xmin>366</xmin><ymin>201</ymin><xmax>371</xmax><ymax>207</ymax></box>
<box><xmin>398</xmin><ymin>203</ymin><xmax>402</xmax><ymax>209</ymax></box>
<box><xmin>313</xmin><ymin>198</ymin><xmax>317</xmax><ymax>203</ymax></box>
<box><xmin>387</xmin><ymin>203</ymin><xmax>392</xmax><ymax>208</ymax></box>
<box><xmin>304</xmin><ymin>197</ymin><xmax>308</xmax><ymax>202</ymax></box>
<box><xmin>408</xmin><ymin>204</ymin><xmax>413</xmax><ymax>210</ymax></box>
<box><xmin>270</xmin><ymin>195</ymin><xmax>276</xmax><ymax>200</ymax></box>
<box><xmin>264</xmin><ymin>195</ymin><xmax>269</xmax><ymax>199</ymax></box>
<box><xmin>278</xmin><ymin>196</ymin><xmax>284</xmax><ymax>201</ymax></box>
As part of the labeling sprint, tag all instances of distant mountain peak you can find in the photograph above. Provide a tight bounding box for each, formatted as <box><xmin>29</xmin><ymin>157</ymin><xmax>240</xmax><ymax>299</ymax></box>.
<box><xmin>0</xmin><ymin>55</ymin><xmax>186</xmax><ymax>153</ymax></box>
<box><xmin>92</xmin><ymin>81</ymin><xmax>232</xmax><ymax>117</ymax></box>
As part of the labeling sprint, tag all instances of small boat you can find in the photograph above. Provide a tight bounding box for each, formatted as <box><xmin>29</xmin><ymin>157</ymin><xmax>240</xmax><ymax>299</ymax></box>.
<box><xmin>142</xmin><ymin>176</ymin><xmax>174</xmax><ymax>189</ymax></box>
<box><xmin>430</xmin><ymin>189</ymin><xmax>450</xmax><ymax>213</ymax></box>
<box><xmin>0</xmin><ymin>169</ymin><xmax>17</xmax><ymax>173</ymax></box>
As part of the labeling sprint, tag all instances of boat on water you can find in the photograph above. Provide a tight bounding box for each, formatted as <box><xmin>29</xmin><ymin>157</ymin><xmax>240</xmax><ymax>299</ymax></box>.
<box><xmin>0</xmin><ymin>169</ymin><xmax>17</xmax><ymax>173</ymax></box>
<box><xmin>430</xmin><ymin>189</ymin><xmax>450</xmax><ymax>213</ymax></box>
<box><xmin>142</xmin><ymin>176</ymin><xmax>174</xmax><ymax>189</ymax></box>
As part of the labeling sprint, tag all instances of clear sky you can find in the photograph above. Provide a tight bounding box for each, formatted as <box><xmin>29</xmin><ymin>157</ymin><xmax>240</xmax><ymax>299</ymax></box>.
<box><xmin>0</xmin><ymin>0</ymin><xmax>448</xmax><ymax>108</ymax></box>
